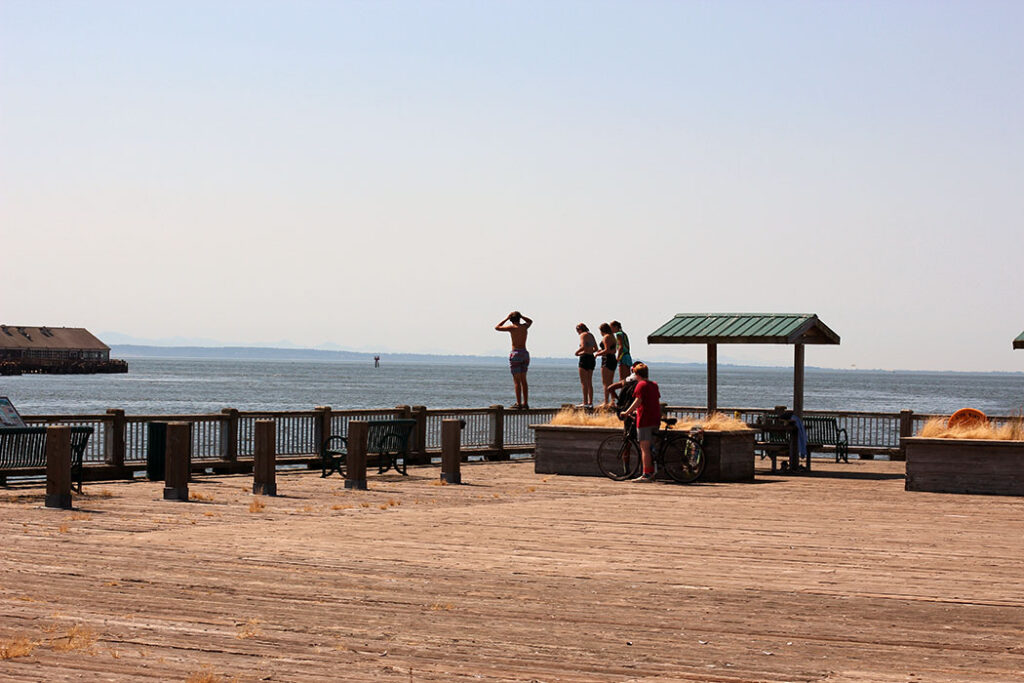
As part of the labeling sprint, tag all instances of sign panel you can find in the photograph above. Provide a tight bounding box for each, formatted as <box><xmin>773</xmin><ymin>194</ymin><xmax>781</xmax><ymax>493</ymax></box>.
<box><xmin>0</xmin><ymin>396</ymin><xmax>26</xmax><ymax>427</ymax></box>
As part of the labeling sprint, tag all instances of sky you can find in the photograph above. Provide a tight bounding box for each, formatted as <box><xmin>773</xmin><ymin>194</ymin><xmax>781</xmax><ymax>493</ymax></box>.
<box><xmin>2</xmin><ymin>1</ymin><xmax>1023</xmax><ymax>372</ymax></box>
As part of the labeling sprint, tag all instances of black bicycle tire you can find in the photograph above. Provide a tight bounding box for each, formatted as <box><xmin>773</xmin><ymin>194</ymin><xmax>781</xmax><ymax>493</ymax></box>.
<box><xmin>660</xmin><ymin>433</ymin><xmax>705</xmax><ymax>484</ymax></box>
<box><xmin>596</xmin><ymin>433</ymin><xmax>641</xmax><ymax>481</ymax></box>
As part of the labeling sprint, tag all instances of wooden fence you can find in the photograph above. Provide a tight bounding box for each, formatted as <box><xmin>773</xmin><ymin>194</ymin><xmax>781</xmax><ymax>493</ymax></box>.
<box><xmin>14</xmin><ymin>404</ymin><xmax>1010</xmax><ymax>482</ymax></box>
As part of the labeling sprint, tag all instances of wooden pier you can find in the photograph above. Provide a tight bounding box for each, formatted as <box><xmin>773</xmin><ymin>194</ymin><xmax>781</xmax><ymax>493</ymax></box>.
<box><xmin>1</xmin><ymin>460</ymin><xmax>1022</xmax><ymax>681</ymax></box>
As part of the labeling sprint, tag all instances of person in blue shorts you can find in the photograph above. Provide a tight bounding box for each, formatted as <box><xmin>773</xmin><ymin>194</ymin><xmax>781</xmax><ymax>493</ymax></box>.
<box><xmin>495</xmin><ymin>311</ymin><xmax>533</xmax><ymax>409</ymax></box>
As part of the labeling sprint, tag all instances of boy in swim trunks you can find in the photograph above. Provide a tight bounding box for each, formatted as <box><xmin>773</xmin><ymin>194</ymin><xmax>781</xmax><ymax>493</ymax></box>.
<box><xmin>495</xmin><ymin>311</ymin><xmax>533</xmax><ymax>409</ymax></box>
<box><xmin>610</xmin><ymin>320</ymin><xmax>632</xmax><ymax>381</ymax></box>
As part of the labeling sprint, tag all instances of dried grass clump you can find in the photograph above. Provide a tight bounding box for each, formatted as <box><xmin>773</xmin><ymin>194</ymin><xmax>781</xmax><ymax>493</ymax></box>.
<box><xmin>248</xmin><ymin>498</ymin><xmax>266</xmax><ymax>513</ymax></box>
<box><xmin>0</xmin><ymin>637</ymin><xmax>37</xmax><ymax>660</ymax></box>
<box><xmin>186</xmin><ymin>670</ymin><xmax>238</xmax><ymax>683</ymax></box>
<box><xmin>549</xmin><ymin>408</ymin><xmax>621</xmax><ymax>427</ymax></box>
<box><xmin>235</xmin><ymin>618</ymin><xmax>262</xmax><ymax>640</ymax></box>
<box><xmin>51</xmin><ymin>624</ymin><xmax>97</xmax><ymax>652</ymax></box>
<box><xmin>918</xmin><ymin>416</ymin><xmax>1024</xmax><ymax>440</ymax></box>
<box><xmin>549</xmin><ymin>408</ymin><xmax>750</xmax><ymax>431</ymax></box>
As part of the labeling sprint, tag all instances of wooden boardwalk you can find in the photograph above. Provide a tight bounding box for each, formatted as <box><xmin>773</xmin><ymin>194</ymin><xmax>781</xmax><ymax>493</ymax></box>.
<box><xmin>1</xmin><ymin>460</ymin><xmax>1022</xmax><ymax>682</ymax></box>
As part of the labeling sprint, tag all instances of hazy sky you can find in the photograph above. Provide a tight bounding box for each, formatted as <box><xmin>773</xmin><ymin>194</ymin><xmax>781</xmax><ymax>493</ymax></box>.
<box><xmin>2</xmin><ymin>1</ymin><xmax>1022</xmax><ymax>371</ymax></box>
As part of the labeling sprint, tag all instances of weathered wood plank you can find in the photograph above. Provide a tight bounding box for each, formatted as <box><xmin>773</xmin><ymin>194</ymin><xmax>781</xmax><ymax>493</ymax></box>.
<box><xmin>1</xmin><ymin>460</ymin><xmax>1022</xmax><ymax>682</ymax></box>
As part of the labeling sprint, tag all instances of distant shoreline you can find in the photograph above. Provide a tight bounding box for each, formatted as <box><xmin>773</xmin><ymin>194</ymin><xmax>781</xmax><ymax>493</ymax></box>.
<box><xmin>110</xmin><ymin>344</ymin><xmax>1024</xmax><ymax>376</ymax></box>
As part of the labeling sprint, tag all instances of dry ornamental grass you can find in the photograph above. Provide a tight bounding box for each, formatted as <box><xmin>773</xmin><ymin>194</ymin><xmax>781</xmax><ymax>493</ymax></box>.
<box><xmin>918</xmin><ymin>416</ymin><xmax>1024</xmax><ymax>440</ymax></box>
<box><xmin>549</xmin><ymin>408</ymin><xmax>750</xmax><ymax>431</ymax></box>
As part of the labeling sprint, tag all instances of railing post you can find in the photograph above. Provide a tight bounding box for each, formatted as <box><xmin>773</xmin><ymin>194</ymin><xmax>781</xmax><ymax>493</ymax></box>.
<box><xmin>45</xmin><ymin>425</ymin><xmax>73</xmax><ymax>510</ymax></box>
<box><xmin>490</xmin><ymin>404</ymin><xmax>505</xmax><ymax>461</ymax></box>
<box><xmin>441</xmin><ymin>419</ymin><xmax>463</xmax><ymax>484</ymax></box>
<box><xmin>895</xmin><ymin>410</ymin><xmax>914</xmax><ymax>461</ymax></box>
<box><xmin>411</xmin><ymin>406</ymin><xmax>428</xmax><ymax>464</ymax></box>
<box><xmin>313</xmin><ymin>406</ymin><xmax>332</xmax><ymax>453</ymax></box>
<box><xmin>104</xmin><ymin>408</ymin><xmax>126</xmax><ymax>468</ymax></box>
<box><xmin>253</xmin><ymin>419</ymin><xmax>277</xmax><ymax>496</ymax></box>
<box><xmin>220</xmin><ymin>408</ymin><xmax>239</xmax><ymax>462</ymax></box>
<box><xmin>345</xmin><ymin>420</ymin><xmax>368</xmax><ymax>490</ymax></box>
<box><xmin>163</xmin><ymin>421</ymin><xmax>191</xmax><ymax>501</ymax></box>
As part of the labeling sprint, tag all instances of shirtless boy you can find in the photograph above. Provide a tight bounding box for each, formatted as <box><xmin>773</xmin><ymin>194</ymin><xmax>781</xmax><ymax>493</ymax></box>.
<box><xmin>495</xmin><ymin>311</ymin><xmax>533</xmax><ymax>409</ymax></box>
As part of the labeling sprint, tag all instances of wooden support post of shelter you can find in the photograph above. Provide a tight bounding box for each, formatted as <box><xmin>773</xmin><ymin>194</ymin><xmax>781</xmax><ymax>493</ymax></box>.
<box><xmin>163</xmin><ymin>422</ymin><xmax>190</xmax><ymax>501</ymax></box>
<box><xmin>345</xmin><ymin>420</ymin><xmax>368</xmax><ymax>490</ymax></box>
<box><xmin>253</xmin><ymin>419</ymin><xmax>277</xmax><ymax>496</ymax></box>
<box><xmin>707</xmin><ymin>344</ymin><xmax>718</xmax><ymax>413</ymax></box>
<box><xmin>648</xmin><ymin>314</ymin><xmax>841</xmax><ymax>418</ymax></box>
<box><xmin>45</xmin><ymin>425</ymin><xmax>73</xmax><ymax>510</ymax></box>
<box><xmin>441</xmin><ymin>419</ymin><xmax>463</xmax><ymax>485</ymax></box>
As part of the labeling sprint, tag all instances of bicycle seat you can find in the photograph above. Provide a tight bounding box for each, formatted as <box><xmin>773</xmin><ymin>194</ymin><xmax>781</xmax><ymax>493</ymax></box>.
<box><xmin>662</xmin><ymin>417</ymin><xmax>677</xmax><ymax>427</ymax></box>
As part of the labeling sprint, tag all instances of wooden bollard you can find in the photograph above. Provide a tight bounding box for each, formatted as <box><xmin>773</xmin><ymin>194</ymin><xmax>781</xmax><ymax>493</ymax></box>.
<box><xmin>163</xmin><ymin>421</ymin><xmax>190</xmax><ymax>501</ymax></box>
<box><xmin>45</xmin><ymin>425</ymin><xmax>73</xmax><ymax>509</ymax></box>
<box><xmin>345</xmin><ymin>421</ymin><xmax>368</xmax><ymax>490</ymax></box>
<box><xmin>441</xmin><ymin>419</ymin><xmax>463</xmax><ymax>484</ymax></box>
<box><xmin>253</xmin><ymin>420</ymin><xmax>277</xmax><ymax>496</ymax></box>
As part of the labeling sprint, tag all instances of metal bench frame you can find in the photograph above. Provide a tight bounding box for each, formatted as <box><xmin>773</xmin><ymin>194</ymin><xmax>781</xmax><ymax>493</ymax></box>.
<box><xmin>0</xmin><ymin>426</ymin><xmax>94</xmax><ymax>492</ymax></box>
<box><xmin>320</xmin><ymin>419</ymin><xmax>417</xmax><ymax>478</ymax></box>
<box><xmin>801</xmin><ymin>416</ymin><xmax>849</xmax><ymax>463</ymax></box>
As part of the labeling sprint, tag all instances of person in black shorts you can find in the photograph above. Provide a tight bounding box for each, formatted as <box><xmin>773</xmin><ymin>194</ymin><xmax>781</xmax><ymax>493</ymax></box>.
<box><xmin>574</xmin><ymin>323</ymin><xmax>598</xmax><ymax>408</ymax></box>
<box><xmin>595</xmin><ymin>322</ymin><xmax>618</xmax><ymax>407</ymax></box>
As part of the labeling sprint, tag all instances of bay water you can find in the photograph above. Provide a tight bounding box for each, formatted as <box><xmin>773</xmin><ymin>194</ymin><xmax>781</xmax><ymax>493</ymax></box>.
<box><xmin>2</xmin><ymin>357</ymin><xmax>1022</xmax><ymax>417</ymax></box>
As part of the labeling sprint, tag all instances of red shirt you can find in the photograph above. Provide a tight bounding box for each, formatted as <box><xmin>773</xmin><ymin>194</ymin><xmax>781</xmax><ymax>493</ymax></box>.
<box><xmin>633</xmin><ymin>379</ymin><xmax>661</xmax><ymax>428</ymax></box>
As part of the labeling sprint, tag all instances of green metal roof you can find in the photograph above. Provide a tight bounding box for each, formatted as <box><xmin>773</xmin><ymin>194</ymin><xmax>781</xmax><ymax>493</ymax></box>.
<box><xmin>1015</xmin><ymin>331</ymin><xmax>1024</xmax><ymax>350</ymax></box>
<box><xmin>648</xmin><ymin>313</ymin><xmax>840</xmax><ymax>345</ymax></box>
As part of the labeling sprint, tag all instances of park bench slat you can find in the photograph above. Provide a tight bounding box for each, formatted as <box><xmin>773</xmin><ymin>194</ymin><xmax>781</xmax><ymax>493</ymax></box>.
<box><xmin>0</xmin><ymin>426</ymin><xmax>93</xmax><ymax>492</ymax></box>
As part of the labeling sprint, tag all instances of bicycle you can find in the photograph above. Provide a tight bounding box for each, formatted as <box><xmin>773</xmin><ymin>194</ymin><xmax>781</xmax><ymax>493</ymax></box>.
<box><xmin>596</xmin><ymin>415</ymin><xmax>706</xmax><ymax>483</ymax></box>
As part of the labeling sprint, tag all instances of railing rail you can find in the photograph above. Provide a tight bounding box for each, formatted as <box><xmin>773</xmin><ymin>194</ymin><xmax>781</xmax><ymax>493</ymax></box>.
<box><xmin>14</xmin><ymin>405</ymin><xmax>1012</xmax><ymax>473</ymax></box>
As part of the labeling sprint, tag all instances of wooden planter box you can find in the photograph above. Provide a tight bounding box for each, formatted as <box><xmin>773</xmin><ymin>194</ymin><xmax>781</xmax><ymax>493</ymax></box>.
<box><xmin>903</xmin><ymin>437</ymin><xmax>1024</xmax><ymax>496</ymax></box>
<box><xmin>531</xmin><ymin>425</ymin><xmax>755</xmax><ymax>482</ymax></box>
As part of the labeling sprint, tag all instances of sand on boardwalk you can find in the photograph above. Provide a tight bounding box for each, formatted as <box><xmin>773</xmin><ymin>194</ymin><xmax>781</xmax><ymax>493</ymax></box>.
<box><xmin>1</xmin><ymin>459</ymin><xmax>1022</xmax><ymax>682</ymax></box>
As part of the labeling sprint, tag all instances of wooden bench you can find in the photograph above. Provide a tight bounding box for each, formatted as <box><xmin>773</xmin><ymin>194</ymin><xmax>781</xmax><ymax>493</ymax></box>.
<box><xmin>802</xmin><ymin>416</ymin><xmax>849</xmax><ymax>463</ymax></box>
<box><xmin>0</xmin><ymin>426</ymin><xmax>94</xmax><ymax>492</ymax></box>
<box><xmin>321</xmin><ymin>419</ymin><xmax>417</xmax><ymax>478</ymax></box>
<box><xmin>754</xmin><ymin>416</ymin><xmax>800</xmax><ymax>472</ymax></box>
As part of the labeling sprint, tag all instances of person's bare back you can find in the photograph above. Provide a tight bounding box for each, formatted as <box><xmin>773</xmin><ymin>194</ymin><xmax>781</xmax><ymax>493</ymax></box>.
<box><xmin>495</xmin><ymin>311</ymin><xmax>533</xmax><ymax>408</ymax></box>
<box><xmin>495</xmin><ymin>311</ymin><xmax>531</xmax><ymax>349</ymax></box>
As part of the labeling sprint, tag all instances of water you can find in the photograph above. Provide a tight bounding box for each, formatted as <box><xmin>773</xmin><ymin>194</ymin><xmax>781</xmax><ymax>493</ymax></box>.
<box><xmin>1</xmin><ymin>357</ymin><xmax>1022</xmax><ymax>416</ymax></box>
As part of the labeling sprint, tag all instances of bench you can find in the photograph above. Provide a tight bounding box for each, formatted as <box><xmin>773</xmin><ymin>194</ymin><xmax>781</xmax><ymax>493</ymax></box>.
<box><xmin>0</xmin><ymin>426</ymin><xmax>94</xmax><ymax>492</ymax></box>
<box><xmin>755</xmin><ymin>415</ymin><xmax>849</xmax><ymax>471</ymax></box>
<box><xmin>755</xmin><ymin>416</ymin><xmax>801</xmax><ymax>472</ymax></box>
<box><xmin>321</xmin><ymin>419</ymin><xmax>417</xmax><ymax>478</ymax></box>
<box><xmin>802</xmin><ymin>416</ymin><xmax>849</xmax><ymax>463</ymax></box>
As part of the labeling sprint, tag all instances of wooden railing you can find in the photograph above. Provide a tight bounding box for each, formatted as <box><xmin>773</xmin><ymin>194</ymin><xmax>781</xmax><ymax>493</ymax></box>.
<box><xmin>19</xmin><ymin>405</ymin><xmax>559</xmax><ymax>472</ymax></box>
<box><xmin>18</xmin><ymin>405</ymin><xmax>1005</xmax><ymax>477</ymax></box>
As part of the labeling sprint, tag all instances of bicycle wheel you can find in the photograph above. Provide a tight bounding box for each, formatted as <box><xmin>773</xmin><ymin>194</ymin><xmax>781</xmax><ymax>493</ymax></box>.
<box><xmin>661</xmin><ymin>434</ymin><xmax>705</xmax><ymax>484</ymax></box>
<box><xmin>596</xmin><ymin>433</ymin><xmax>641</xmax><ymax>481</ymax></box>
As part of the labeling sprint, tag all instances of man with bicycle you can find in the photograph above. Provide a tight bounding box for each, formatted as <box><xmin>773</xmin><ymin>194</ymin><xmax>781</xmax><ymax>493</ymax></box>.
<box><xmin>622</xmin><ymin>362</ymin><xmax>660</xmax><ymax>482</ymax></box>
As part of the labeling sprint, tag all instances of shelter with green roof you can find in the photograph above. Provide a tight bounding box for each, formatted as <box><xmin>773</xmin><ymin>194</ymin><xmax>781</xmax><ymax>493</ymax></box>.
<box><xmin>1014</xmin><ymin>331</ymin><xmax>1024</xmax><ymax>350</ymax></box>
<box><xmin>647</xmin><ymin>313</ymin><xmax>840</xmax><ymax>415</ymax></box>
